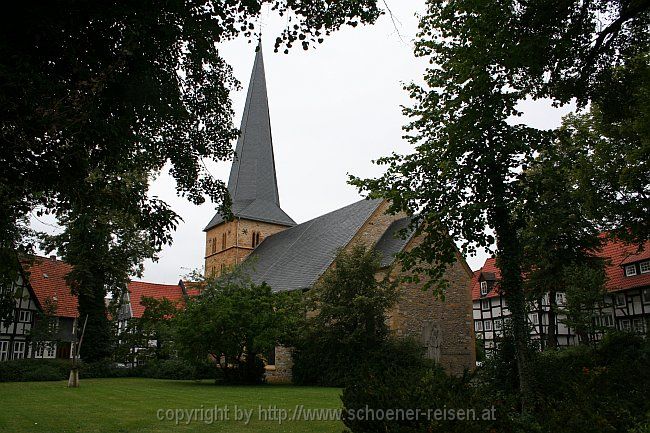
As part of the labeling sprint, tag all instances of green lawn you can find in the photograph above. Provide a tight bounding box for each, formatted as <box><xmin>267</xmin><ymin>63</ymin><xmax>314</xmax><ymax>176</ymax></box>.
<box><xmin>0</xmin><ymin>378</ymin><xmax>344</xmax><ymax>433</ymax></box>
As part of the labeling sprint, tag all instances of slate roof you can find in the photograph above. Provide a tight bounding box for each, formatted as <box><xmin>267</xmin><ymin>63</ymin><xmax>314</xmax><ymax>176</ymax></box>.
<box><xmin>126</xmin><ymin>281</ymin><xmax>186</xmax><ymax>319</ymax></box>
<box><xmin>205</xmin><ymin>44</ymin><xmax>295</xmax><ymax>231</ymax></box>
<box><xmin>23</xmin><ymin>256</ymin><xmax>79</xmax><ymax>318</ymax></box>
<box><xmin>242</xmin><ymin>198</ymin><xmax>383</xmax><ymax>291</ymax></box>
<box><xmin>374</xmin><ymin>216</ymin><xmax>417</xmax><ymax>268</ymax></box>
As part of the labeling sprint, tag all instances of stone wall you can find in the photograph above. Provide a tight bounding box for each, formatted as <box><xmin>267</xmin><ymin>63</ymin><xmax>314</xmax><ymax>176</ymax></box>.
<box><xmin>204</xmin><ymin>218</ymin><xmax>290</xmax><ymax>277</ymax></box>
<box><xmin>264</xmin><ymin>345</ymin><xmax>293</xmax><ymax>383</ymax></box>
<box><xmin>387</xmin><ymin>232</ymin><xmax>476</xmax><ymax>375</ymax></box>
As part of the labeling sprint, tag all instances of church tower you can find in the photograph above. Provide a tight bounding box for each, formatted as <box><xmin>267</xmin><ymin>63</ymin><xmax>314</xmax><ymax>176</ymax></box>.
<box><xmin>204</xmin><ymin>44</ymin><xmax>295</xmax><ymax>277</ymax></box>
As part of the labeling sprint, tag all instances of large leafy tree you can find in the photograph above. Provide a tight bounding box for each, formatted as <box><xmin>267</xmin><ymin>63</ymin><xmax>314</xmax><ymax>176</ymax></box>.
<box><xmin>174</xmin><ymin>271</ymin><xmax>303</xmax><ymax>384</ymax></box>
<box><xmin>351</xmin><ymin>0</ymin><xmax>649</xmax><ymax>408</ymax></box>
<box><xmin>0</xmin><ymin>1</ymin><xmax>382</xmax><ymax>361</ymax></box>
<box><xmin>292</xmin><ymin>245</ymin><xmax>397</xmax><ymax>386</ymax></box>
<box><xmin>516</xmin><ymin>142</ymin><xmax>605</xmax><ymax>349</ymax></box>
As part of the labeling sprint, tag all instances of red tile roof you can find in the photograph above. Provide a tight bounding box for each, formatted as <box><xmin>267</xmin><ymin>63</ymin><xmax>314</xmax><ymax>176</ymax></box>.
<box><xmin>471</xmin><ymin>237</ymin><xmax>650</xmax><ymax>300</ymax></box>
<box><xmin>24</xmin><ymin>256</ymin><xmax>79</xmax><ymax>318</ymax></box>
<box><xmin>127</xmin><ymin>281</ymin><xmax>185</xmax><ymax>318</ymax></box>
<box><xmin>470</xmin><ymin>258</ymin><xmax>501</xmax><ymax>300</ymax></box>
<box><xmin>599</xmin><ymin>238</ymin><xmax>650</xmax><ymax>292</ymax></box>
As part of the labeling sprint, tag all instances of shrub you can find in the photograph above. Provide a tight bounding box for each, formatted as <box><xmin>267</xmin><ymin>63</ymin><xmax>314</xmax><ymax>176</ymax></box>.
<box><xmin>477</xmin><ymin>331</ymin><xmax>650</xmax><ymax>433</ymax></box>
<box><xmin>342</xmin><ymin>338</ymin><xmax>495</xmax><ymax>433</ymax></box>
<box><xmin>0</xmin><ymin>359</ymin><xmax>71</xmax><ymax>382</ymax></box>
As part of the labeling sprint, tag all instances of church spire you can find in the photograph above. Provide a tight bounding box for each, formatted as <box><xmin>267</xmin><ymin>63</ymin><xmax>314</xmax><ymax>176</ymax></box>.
<box><xmin>204</xmin><ymin>43</ymin><xmax>295</xmax><ymax>231</ymax></box>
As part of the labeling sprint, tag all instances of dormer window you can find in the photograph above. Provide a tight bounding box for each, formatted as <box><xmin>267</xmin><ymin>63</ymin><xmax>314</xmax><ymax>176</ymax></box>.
<box><xmin>480</xmin><ymin>281</ymin><xmax>488</xmax><ymax>296</ymax></box>
<box><xmin>625</xmin><ymin>264</ymin><xmax>637</xmax><ymax>277</ymax></box>
<box><xmin>640</xmin><ymin>261</ymin><xmax>650</xmax><ymax>274</ymax></box>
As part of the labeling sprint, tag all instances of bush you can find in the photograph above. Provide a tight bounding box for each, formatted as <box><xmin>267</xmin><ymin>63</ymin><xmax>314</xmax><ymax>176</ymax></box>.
<box><xmin>342</xmin><ymin>338</ymin><xmax>494</xmax><ymax>433</ymax></box>
<box><xmin>0</xmin><ymin>358</ymin><xmax>71</xmax><ymax>382</ymax></box>
<box><xmin>141</xmin><ymin>359</ymin><xmax>200</xmax><ymax>380</ymax></box>
<box><xmin>477</xmin><ymin>331</ymin><xmax>650</xmax><ymax>433</ymax></box>
<box><xmin>0</xmin><ymin>357</ymin><xmax>215</xmax><ymax>382</ymax></box>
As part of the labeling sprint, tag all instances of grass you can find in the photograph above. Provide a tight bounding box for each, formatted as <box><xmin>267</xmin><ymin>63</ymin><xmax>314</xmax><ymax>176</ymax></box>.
<box><xmin>0</xmin><ymin>378</ymin><xmax>344</xmax><ymax>433</ymax></box>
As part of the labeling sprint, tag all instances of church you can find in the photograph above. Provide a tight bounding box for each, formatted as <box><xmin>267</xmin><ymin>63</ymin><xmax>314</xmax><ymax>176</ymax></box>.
<box><xmin>203</xmin><ymin>45</ymin><xmax>476</xmax><ymax>380</ymax></box>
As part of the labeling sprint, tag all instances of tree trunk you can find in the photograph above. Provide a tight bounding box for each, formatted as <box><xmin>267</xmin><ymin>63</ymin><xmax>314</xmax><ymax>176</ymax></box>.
<box><xmin>536</xmin><ymin>296</ymin><xmax>545</xmax><ymax>350</ymax></box>
<box><xmin>492</xmin><ymin>201</ymin><xmax>532</xmax><ymax>412</ymax></box>
<box><xmin>546</xmin><ymin>290</ymin><xmax>557</xmax><ymax>349</ymax></box>
<box><xmin>67</xmin><ymin>368</ymin><xmax>79</xmax><ymax>387</ymax></box>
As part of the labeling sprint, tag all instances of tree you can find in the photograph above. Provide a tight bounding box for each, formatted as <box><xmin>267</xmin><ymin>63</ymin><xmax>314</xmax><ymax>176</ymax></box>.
<box><xmin>351</xmin><ymin>0</ymin><xmax>649</xmax><ymax>408</ymax></box>
<box><xmin>138</xmin><ymin>296</ymin><xmax>180</xmax><ymax>361</ymax></box>
<box><xmin>29</xmin><ymin>297</ymin><xmax>60</xmax><ymax>358</ymax></box>
<box><xmin>516</xmin><ymin>142</ymin><xmax>605</xmax><ymax>349</ymax></box>
<box><xmin>560</xmin><ymin>264</ymin><xmax>609</xmax><ymax>345</ymax></box>
<box><xmin>0</xmin><ymin>1</ymin><xmax>383</xmax><ymax>360</ymax></box>
<box><xmin>292</xmin><ymin>245</ymin><xmax>397</xmax><ymax>386</ymax></box>
<box><xmin>174</xmin><ymin>270</ymin><xmax>302</xmax><ymax>384</ymax></box>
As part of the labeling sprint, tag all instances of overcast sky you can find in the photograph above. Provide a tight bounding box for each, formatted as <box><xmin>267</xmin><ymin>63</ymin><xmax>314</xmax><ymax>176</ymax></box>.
<box><xmin>31</xmin><ymin>2</ymin><xmax>576</xmax><ymax>284</ymax></box>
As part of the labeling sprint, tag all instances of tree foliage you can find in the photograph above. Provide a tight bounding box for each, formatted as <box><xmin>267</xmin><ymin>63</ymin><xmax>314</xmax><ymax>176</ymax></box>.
<box><xmin>350</xmin><ymin>0</ymin><xmax>649</xmax><ymax>408</ymax></box>
<box><xmin>292</xmin><ymin>245</ymin><xmax>397</xmax><ymax>386</ymax></box>
<box><xmin>174</xmin><ymin>271</ymin><xmax>303</xmax><ymax>384</ymax></box>
<box><xmin>0</xmin><ymin>0</ymin><xmax>382</xmax><ymax>361</ymax></box>
<box><xmin>29</xmin><ymin>297</ymin><xmax>60</xmax><ymax>358</ymax></box>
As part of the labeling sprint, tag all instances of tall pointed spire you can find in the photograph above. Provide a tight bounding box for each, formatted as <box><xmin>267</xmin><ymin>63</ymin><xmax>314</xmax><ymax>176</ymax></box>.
<box><xmin>205</xmin><ymin>43</ymin><xmax>295</xmax><ymax>231</ymax></box>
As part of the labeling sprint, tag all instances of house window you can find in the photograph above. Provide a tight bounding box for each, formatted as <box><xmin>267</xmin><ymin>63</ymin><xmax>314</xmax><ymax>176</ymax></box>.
<box><xmin>615</xmin><ymin>293</ymin><xmax>626</xmax><ymax>308</ymax></box>
<box><xmin>481</xmin><ymin>299</ymin><xmax>490</xmax><ymax>311</ymax></box>
<box><xmin>620</xmin><ymin>319</ymin><xmax>631</xmax><ymax>332</ymax></box>
<box><xmin>211</xmin><ymin>238</ymin><xmax>216</xmax><ymax>254</ymax></box>
<box><xmin>602</xmin><ymin>315</ymin><xmax>614</xmax><ymax>327</ymax></box>
<box><xmin>640</xmin><ymin>261</ymin><xmax>650</xmax><ymax>274</ymax></box>
<box><xmin>221</xmin><ymin>232</ymin><xmax>227</xmax><ymax>250</ymax></box>
<box><xmin>0</xmin><ymin>341</ymin><xmax>8</xmax><ymax>361</ymax></box>
<box><xmin>633</xmin><ymin>318</ymin><xmax>645</xmax><ymax>333</ymax></box>
<box><xmin>643</xmin><ymin>288</ymin><xmax>650</xmax><ymax>304</ymax></box>
<box><xmin>484</xmin><ymin>320</ymin><xmax>492</xmax><ymax>331</ymax></box>
<box><xmin>480</xmin><ymin>281</ymin><xmax>488</xmax><ymax>296</ymax></box>
<box><xmin>34</xmin><ymin>345</ymin><xmax>44</xmax><ymax>358</ymax></box>
<box><xmin>18</xmin><ymin>310</ymin><xmax>32</xmax><ymax>323</ymax></box>
<box><xmin>556</xmin><ymin>293</ymin><xmax>566</xmax><ymax>304</ymax></box>
<box><xmin>12</xmin><ymin>341</ymin><xmax>25</xmax><ymax>360</ymax></box>
<box><xmin>46</xmin><ymin>344</ymin><xmax>56</xmax><ymax>358</ymax></box>
<box><xmin>625</xmin><ymin>264</ymin><xmax>637</xmax><ymax>277</ymax></box>
<box><xmin>474</xmin><ymin>321</ymin><xmax>483</xmax><ymax>332</ymax></box>
<box><xmin>220</xmin><ymin>264</ymin><xmax>226</xmax><ymax>275</ymax></box>
<box><xmin>494</xmin><ymin>319</ymin><xmax>502</xmax><ymax>330</ymax></box>
<box><xmin>251</xmin><ymin>231</ymin><xmax>261</xmax><ymax>248</ymax></box>
<box><xmin>529</xmin><ymin>314</ymin><xmax>539</xmax><ymax>325</ymax></box>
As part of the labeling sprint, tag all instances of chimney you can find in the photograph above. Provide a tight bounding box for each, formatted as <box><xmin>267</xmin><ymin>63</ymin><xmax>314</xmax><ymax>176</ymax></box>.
<box><xmin>49</xmin><ymin>255</ymin><xmax>56</xmax><ymax>261</ymax></box>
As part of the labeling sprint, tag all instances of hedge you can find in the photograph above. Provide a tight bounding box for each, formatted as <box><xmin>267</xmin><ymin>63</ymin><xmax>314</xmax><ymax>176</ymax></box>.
<box><xmin>0</xmin><ymin>358</ymin><xmax>215</xmax><ymax>382</ymax></box>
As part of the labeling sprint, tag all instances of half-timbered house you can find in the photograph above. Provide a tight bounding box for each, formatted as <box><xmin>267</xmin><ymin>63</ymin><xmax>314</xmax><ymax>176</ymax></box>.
<box><xmin>472</xmin><ymin>237</ymin><xmax>650</xmax><ymax>356</ymax></box>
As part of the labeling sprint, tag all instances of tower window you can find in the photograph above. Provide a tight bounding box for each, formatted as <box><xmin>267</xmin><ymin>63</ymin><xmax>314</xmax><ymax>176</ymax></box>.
<box><xmin>211</xmin><ymin>238</ymin><xmax>216</xmax><ymax>254</ymax></box>
<box><xmin>222</xmin><ymin>232</ymin><xmax>227</xmax><ymax>250</ymax></box>
<box><xmin>252</xmin><ymin>231</ymin><xmax>261</xmax><ymax>248</ymax></box>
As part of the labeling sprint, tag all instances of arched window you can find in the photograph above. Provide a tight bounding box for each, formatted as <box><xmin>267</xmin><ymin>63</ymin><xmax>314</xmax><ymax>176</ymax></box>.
<box><xmin>252</xmin><ymin>231</ymin><xmax>261</xmax><ymax>248</ymax></box>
